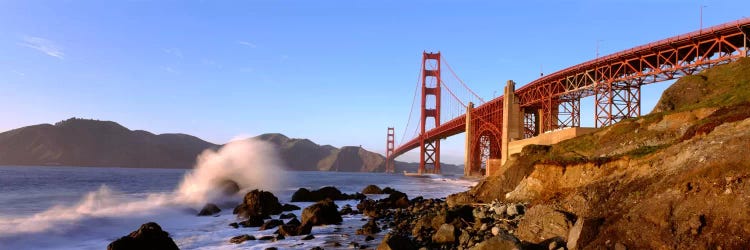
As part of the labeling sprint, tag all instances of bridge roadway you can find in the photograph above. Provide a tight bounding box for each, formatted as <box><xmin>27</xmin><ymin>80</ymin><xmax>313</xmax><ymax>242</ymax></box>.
<box><xmin>392</xmin><ymin>17</ymin><xmax>750</xmax><ymax>163</ymax></box>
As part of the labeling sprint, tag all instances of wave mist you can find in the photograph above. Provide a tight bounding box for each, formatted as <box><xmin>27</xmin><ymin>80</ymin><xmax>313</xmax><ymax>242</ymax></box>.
<box><xmin>0</xmin><ymin>138</ymin><xmax>285</xmax><ymax>235</ymax></box>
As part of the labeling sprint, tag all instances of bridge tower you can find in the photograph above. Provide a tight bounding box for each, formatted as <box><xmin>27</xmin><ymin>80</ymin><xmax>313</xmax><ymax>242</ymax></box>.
<box><xmin>419</xmin><ymin>51</ymin><xmax>441</xmax><ymax>174</ymax></box>
<box><xmin>385</xmin><ymin>127</ymin><xmax>395</xmax><ymax>173</ymax></box>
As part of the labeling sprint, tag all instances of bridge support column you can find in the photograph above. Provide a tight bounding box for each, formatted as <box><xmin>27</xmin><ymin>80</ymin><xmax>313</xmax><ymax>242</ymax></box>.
<box><xmin>464</xmin><ymin>102</ymin><xmax>474</xmax><ymax>177</ymax></box>
<box><xmin>419</xmin><ymin>52</ymin><xmax>441</xmax><ymax>174</ymax></box>
<box><xmin>595</xmin><ymin>79</ymin><xmax>641</xmax><ymax>127</ymax></box>
<box><xmin>539</xmin><ymin>98</ymin><xmax>559</xmax><ymax>133</ymax></box>
<box><xmin>501</xmin><ymin>80</ymin><xmax>523</xmax><ymax>167</ymax></box>
<box><xmin>385</xmin><ymin>127</ymin><xmax>395</xmax><ymax>173</ymax></box>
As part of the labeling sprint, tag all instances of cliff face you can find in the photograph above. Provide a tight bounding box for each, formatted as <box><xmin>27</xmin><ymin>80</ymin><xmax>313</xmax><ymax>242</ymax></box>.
<box><xmin>0</xmin><ymin>118</ymin><xmax>217</xmax><ymax>168</ymax></box>
<box><xmin>450</xmin><ymin>58</ymin><xmax>750</xmax><ymax>249</ymax></box>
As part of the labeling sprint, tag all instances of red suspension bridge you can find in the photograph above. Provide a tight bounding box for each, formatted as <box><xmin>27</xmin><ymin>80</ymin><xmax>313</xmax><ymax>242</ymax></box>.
<box><xmin>385</xmin><ymin>18</ymin><xmax>750</xmax><ymax>176</ymax></box>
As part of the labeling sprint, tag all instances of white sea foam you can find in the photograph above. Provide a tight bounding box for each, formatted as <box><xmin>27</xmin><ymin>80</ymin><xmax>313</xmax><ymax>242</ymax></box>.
<box><xmin>0</xmin><ymin>139</ymin><xmax>285</xmax><ymax>235</ymax></box>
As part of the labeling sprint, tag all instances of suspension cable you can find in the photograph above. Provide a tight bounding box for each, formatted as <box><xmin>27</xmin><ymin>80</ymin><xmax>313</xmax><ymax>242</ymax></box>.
<box><xmin>399</xmin><ymin>60</ymin><xmax>424</xmax><ymax>146</ymax></box>
<box><xmin>441</xmin><ymin>55</ymin><xmax>486</xmax><ymax>103</ymax></box>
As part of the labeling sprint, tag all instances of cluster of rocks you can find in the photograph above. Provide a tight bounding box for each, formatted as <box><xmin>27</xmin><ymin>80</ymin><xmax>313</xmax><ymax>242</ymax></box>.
<box><xmin>110</xmin><ymin>184</ymin><xmax>605</xmax><ymax>250</ymax></box>
<box><xmin>222</xmin><ymin>186</ymin><xmax>376</xmax><ymax>247</ymax></box>
<box><xmin>291</xmin><ymin>186</ymin><xmax>366</xmax><ymax>202</ymax></box>
<box><xmin>368</xmin><ymin>196</ymin><xmax>527</xmax><ymax>250</ymax></box>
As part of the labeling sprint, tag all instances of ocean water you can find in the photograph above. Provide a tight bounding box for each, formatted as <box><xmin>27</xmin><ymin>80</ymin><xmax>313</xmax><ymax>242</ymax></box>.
<box><xmin>0</xmin><ymin>165</ymin><xmax>475</xmax><ymax>250</ymax></box>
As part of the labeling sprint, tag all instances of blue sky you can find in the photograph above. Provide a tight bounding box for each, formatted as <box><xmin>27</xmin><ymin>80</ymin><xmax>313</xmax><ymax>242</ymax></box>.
<box><xmin>0</xmin><ymin>0</ymin><xmax>747</xmax><ymax>164</ymax></box>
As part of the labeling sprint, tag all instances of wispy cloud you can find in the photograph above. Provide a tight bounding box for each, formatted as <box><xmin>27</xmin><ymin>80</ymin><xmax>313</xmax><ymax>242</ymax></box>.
<box><xmin>163</xmin><ymin>66</ymin><xmax>180</xmax><ymax>74</ymax></box>
<box><xmin>164</xmin><ymin>48</ymin><xmax>183</xmax><ymax>58</ymax></box>
<box><xmin>202</xmin><ymin>59</ymin><xmax>222</xmax><ymax>68</ymax></box>
<box><xmin>239</xmin><ymin>66</ymin><xmax>255</xmax><ymax>73</ymax></box>
<box><xmin>18</xmin><ymin>36</ymin><xmax>64</xmax><ymax>59</ymax></box>
<box><xmin>11</xmin><ymin>70</ymin><xmax>25</xmax><ymax>77</ymax></box>
<box><xmin>237</xmin><ymin>41</ymin><xmax>257</xmax><ymax>48</ymax></box>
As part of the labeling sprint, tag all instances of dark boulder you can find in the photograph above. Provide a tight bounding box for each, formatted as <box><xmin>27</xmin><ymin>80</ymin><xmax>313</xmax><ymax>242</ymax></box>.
<box><xmin>281</xmin><ymin>203</ymin><xmax>301</xmax><ymax>211</ymax></box>
<box><xmin>356</xmin><ymin>219</ymin><xmax>381</xmax><ymax>235</ymax></box>
<box><xmin>362</xmin><ymin>185</ymin><xmax>383</xmax><ymax>194</ymax></box>
<box><xmin>340</xmin><ymin>204</ymin><xmax>356</xmax><ymax>215</ymax></box>
<box><xmin>235</xmin><ymin>190</ymin><xmax>283</xmax><ymax>218</ymax></box>
<box><xmin>377</xmin><ymin>233</ymin><xmax>415</xmax><ymax>250</ymax></box>
<box><xmin>197</xmin><ymin>203</ymin><xmax>221</xmax><ymax>216</ymax></box>
<box><xmin>291</xmin><ymin>188</ymin><xmax>315</xmax><ymax>202</ymax></box>
<box><xmin>229</xmin><ymin>234</ymin><xmax>255</xmax><ymax>244</ymax></box>
<box><xmin>286</xmin><ymin>218</ymin><xmax>301</xmax><ymax>226</ymax></box>
<box><xmin>258</xmin><ymin>235</ymin><xmax>275</xmax><ymax>241</ymax></box>
<box><xmin>357</xmin><ymin>199</ymin><xmax>381</xmax><ymax>218</ymax></box>
<box><xmin>301</xmin><ymin>199</ymin><xmax>342</xmax><ymax>226</ymax></box>
<box><xmin>260</xmin><ymin>219</ymin><xmax>284</xmax><ymax>230</ymax></box>
<box><xmin>277</xmin><ymin>223</ymin><xmax>313</xmax><ymax>236</ymax></box>
<box><xmin>279</xmin><ymin>213</ymin><xmax>296</xmax><ymax>219</ymax></box>
<box><xmin>239</xmin><ymin>215</ymin><xmax>265</xmax><ymax>227</ymax></box>
<box><xmin>302</xmin><ymin>234</ymin><xmax>315</xmax><ymax>240</ymax></box>
<box><xmin>381</xmin><ymin>187</ymin><xmax>397</xmax><ymax>194</ymax></box>
<box><xmin>291</xmin><ymin>186</ymin><xmax>364</xmax><ymax>202</ymax></box>
<box><xmin>316</xmin><ymin>186</ymin><xmax>343</xmax><ymax>200</ymax></box>
<box><xmin>107</xmin><ymin>222</ymin><xmax>179</xmax><ymax>250</ymax></box>
<box><xmin>214</xmin><ymin>179</ymin><xmax>240</xmax><ymax>195</ymax></box>
<box><xmin>386</xmin><ymin>191</ymin><xmax>409</xmax><ymax>208</ymax></box>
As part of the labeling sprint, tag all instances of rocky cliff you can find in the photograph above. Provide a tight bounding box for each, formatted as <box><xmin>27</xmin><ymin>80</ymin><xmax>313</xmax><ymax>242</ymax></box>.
<box><xmin>449</xmin><ymin>58</ymin><xmax>750</xmax><ymax>249</ymax></box>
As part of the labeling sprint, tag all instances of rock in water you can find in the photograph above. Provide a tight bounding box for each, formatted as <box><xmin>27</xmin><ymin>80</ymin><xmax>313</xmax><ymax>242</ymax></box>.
<box><xmin>107</xmin><ymin>222</ymin><xmax>179</xmax><ymax>250</ymax></box>
<box><xmin>279</xmin><ymin>213</ymin><xmax>296</xmax><ymax>219</ymax></box>
<box><xmin>260</xmin><ymin>219</ymin><xmax>284</xmax><ymax>230</ymax></box>
<box><xmin>301</xmin><ymin>199</ymin><xmax>343</xmax><ymax>226</ymax></box>
<box><xmin>277</xmin><ymin>223</ymin><xmax>313</xmax><ymax>236</ymax></box>
<box><xmin>239</xmin><ymin>215</ymin><xmax>265</xmax><ymax>227</ymax></box>
<box><xmin>214</xmin><ymin>179</ymin><xmax>240</xmax><ymax>195</ymax></box>
<box><xmin>356</xmin><ymin>219</ymin><xmax>381</xmax><ymax>235</ymax></box>
<box><xmin>362</xmin><ymin>184</ymin><xmax>384</xmax><ymax>194</ymax></box>
<box><xmin>291</xmin><ymin>188</ymin><xmax>314</xmax><ymax>202</ymax></box>
<box><xmin>281</xmin><ymin>203</ymin><xmax>301</xmax><ymax>211</ymax></box>
<box><xmin>235</xmin><ymin>189</ymin><xmax>283</xmax><ymax>218</ymax></box>
<box><xmin>229</xmin><ymin>234</ymin><xmax>255</xmax><ymax>244</ymax></box>
<box><xmin>197</xmin><ymin>203</ymin><xmax>221</xmax><ymax>216</ymax></box>
<box><xmin>286</xmin><ymin>218</ymin><xmax>301</xmax><ymax>226</ymax></box>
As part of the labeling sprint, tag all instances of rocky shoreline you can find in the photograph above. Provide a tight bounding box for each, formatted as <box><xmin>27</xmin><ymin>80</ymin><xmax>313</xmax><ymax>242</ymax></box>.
<box><xmin>107</xmin><ymin>185</ymin><xmax>550</xmax><ymax>250</ymax></box>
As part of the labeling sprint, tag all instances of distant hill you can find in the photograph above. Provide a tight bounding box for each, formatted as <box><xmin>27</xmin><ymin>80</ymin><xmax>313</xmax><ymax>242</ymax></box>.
<box><xmin>0</xmin><ymin>118</ymin><xmax>218</xmax><ymax>168</ymax></box>
<box><xmin>0</xmin><ymin>118</ymin><xmax>463</xmax><ymax>173</ymax></box>
<box><xmin>253</xmin><ymin>133</ymin><xmax>385</xmax><ymax>172</ymax></box>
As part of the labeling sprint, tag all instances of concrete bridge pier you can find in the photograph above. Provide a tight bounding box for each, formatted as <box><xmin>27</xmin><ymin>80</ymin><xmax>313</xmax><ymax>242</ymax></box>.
<box><xmin>464</xmin><ymin>102</ymin><xmax>474</xmax><ymax>177</ymax></box>
<box><xmin>500</xmin><ymin>80</ymin><xmax>523</xmax><ymax>167</ymax></box>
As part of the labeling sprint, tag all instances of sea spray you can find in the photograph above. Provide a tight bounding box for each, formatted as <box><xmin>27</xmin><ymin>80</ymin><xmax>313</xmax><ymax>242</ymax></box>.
<box><xmin>0</xmin><ymin>138</ymin><xmax>285</xmax><ymax>235</ymax></box>
<box><xmin>176</xmin><ymin>138</ymin><xmax>286</xmax><ymax>204</ymax></box>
